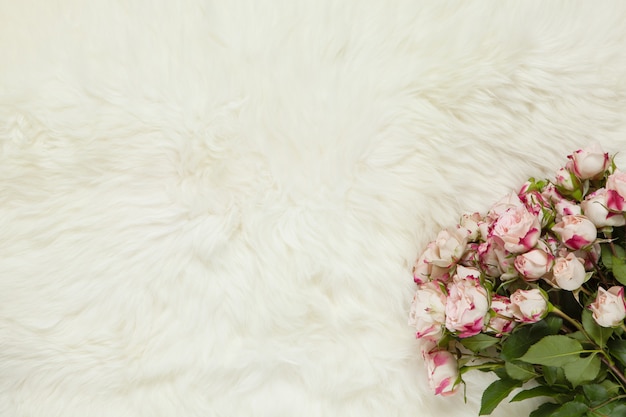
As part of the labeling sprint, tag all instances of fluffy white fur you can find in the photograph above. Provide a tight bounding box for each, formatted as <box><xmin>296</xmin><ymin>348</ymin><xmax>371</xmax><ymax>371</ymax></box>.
<box><xmin>2</xmin><ymin>1</ymin><xmax>626</xmax><ymax>416</ymax></box>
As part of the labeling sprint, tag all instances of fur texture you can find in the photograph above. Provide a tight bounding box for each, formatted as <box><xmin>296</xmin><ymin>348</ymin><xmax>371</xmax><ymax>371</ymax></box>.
<box><xmin>2</xmin><ymin>1</ymin><xmax>626</xmax><ymax>416</ymax></box>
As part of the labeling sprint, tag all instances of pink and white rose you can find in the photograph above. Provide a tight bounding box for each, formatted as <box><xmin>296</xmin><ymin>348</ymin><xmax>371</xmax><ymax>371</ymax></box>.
<box><xmin>488</xmin><ymin>193</ymin><xmax>524</xmax><ymax>222</ymax></box>
<box><xmin>477</xmin><ymin>241</ymin><xmax>502</xmax><ymax>278</ymax></box>
<box><xmin>581</xmin><ymin>188</ymin><xmax>626</xmax><ymax>227</ymax></box>
<box><xmin>409</xmin><ymin>282</ymin><xmax>448</xmax><ymax>341</ymax></box>
<box><xmin>567</xmin><ymin>143</ymin><xmax>610</xmax><ymax>180</ymax></box>
<box><xmin>514</xmin><ymin>246</ymin><xmax>554</xmax><ymax>281</ymax></box>
<box><xmin>445</xmin><ymin>271</ymin><xmax>489</xmax><ymax>338</ymax></box>
<box><xmin>589</xmin><ymin>286</ymin><xmax>626</xmax><ymax>328</ymax></box>
<box><xmin>510</xmin><ymin>289</ymin><xmax>548</xmax><ymax>323</ymax></box>
<box><xmin>552</xmin><ymin>252</ymin><xmax>587</xmax><ymax>291</ymax></box>
<box><xmin>422</xmin><ymin>348</ymin><xmax>459</xmax><ymax>396</ymax></box>
<box><xmin>551</xmin><ymin>214</ymin><xmax>597</xmax><ymax>250</ymax></box>
<box><xmin>487</xmin><ymin>295</ymin><xmax>517</xmax><ymax>335</ymax></box>
<box><xmin>490</xmin><ymin>205</ymin><xmax>541</xmax><ymax>254</ymax></box>
<box><xmin>430</xmin><ymin>228</ymin><xmax>468</xmax><ymax>269</ymax></box>
<box><xmin>606</xmin><ymin>170</ymin><xmax>626</xmax><ymax>212</ymax></box>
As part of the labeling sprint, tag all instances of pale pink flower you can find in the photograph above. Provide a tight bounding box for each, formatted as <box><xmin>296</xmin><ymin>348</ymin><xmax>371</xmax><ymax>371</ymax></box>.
<box><xmin>510</xmin><ymin>289</ymin><xmax>548</xmax><ymax>323</ymax></box>
<box><xmin>488</xmin><ymin>193</ymin><xmax>524</xmax><ymax>222</ymax></box>
<box><xmin>589</xmin><ymin>286</ymin><xmax>626</xmax><ymax>328</ymax></box>
<box><xmin>567</xmin><ymin>143</ymin><xmax>610</xmax><ymax>180</ymax></box>
<box><xmin>581</xmin><ymin>188</ymin><xmax>626</xmax><ymax>227</ymax></box>
<box><xmin>477</xmin><ymin>241</ymin><xmax>502</xmax><ymax>278</ymax></box>
<box><xmin>430</xmin><ymin>229</ymin><xmax>468</xmax><ymax>269</ymax></box>
<box><xmin>490</xmin><ymin>205</ymin><xmax>541</xmax><ymax>254</ymax></box>
<box><xmin>459</xmin><ymin>212</ymin><xmax>483</xmax><ymax>241</ymax></box>
<box><xmin>445</xmin><ymin>273</ymin><xmax>489</xmax><ymax>338</ymax></box>
<box><xmin>486</xmin><ymin>295</ymin><xmax>517</xmax><ymax>335</ymax></box>
<box><xmin>552</xmin><ymin>214</ymin><xmax>597</xmax><ymax>250</ymax></box>
<box><xmin>422</xmin><ymin>348</ymin><xmax>459</xmax><ymax>396</ymax></box>
<box><xmin>514</xmin><ymin>246</ymin><xmax>554</xmax><ymax>281</ymax></box>
<box><xmin>552</xmin><ymin>253</ymin><xmax>587</xmax><ymax>291</ymax></box>
<box><xmin>409</xmin><ymin>282</ymin><xmax>447</xmax><ymax>341</ymax></box>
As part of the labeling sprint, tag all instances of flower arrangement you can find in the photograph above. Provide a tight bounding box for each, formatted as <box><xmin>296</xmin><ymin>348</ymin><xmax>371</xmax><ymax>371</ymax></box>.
<box><xmin>409</xmin><ymin>144</ymin><xmax>626</xmax><ymax>416</ymax></box>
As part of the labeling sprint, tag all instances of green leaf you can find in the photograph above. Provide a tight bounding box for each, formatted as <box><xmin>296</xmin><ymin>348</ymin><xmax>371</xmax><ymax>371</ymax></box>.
<box><xmin>582</xmin><ymin>309</ymin><xmax>613</xmax><ymax>347</ymax></box>
<box><xmin>613</xmin><ymin>256</ymin><xmax>626</xmax><ymax>285</ymax></box>
<box><xmin>460</xmin><ymin>333</ymin><xmax>500</xmax><ymax>352</ymax></box>
<box><xmin>602</xmin><ymin>244</ymin><xmax>614</xmax><ymax>269</ymax></box>
<box><xmin>550</xmin><ymin>401</ymin><xmax>589</xmax><ymax>417</ymax></box>
<box><xmin>519</xmin><ymin>335</ymin><xmax>583</xmax><ymax>367</ymax></box>
<box><xmin>593</xmin><ymin>402</ymin><xmax>626</xmax><ymax>417</ymax></box>
<box><xmin>510</xmin><ymin>386</ymin><xmax>570</xmax><ymax>403</ymax></box>
<box><xmin>543</xmin><ymin>365</ymin><xmax>567</xmax><ymax>386</ymax></box>
<box><xmin>563</xmin><ymin>353</ymin><xmax>601</xmax><ymax>387</ymax></box>
<box><xmin>479</xmin><ymin>378</ymin><xmax>522</xmax><ymax>416</ymax></box>
<box><xmin>607</xmin><ymin>339</ymin><xmax>626</xmax><ymax>367</ymax></box>
<box><xmin>529</xmin><ymin>402</ymin><xmax>560</xmax><ymax>417</ymax></box>
<box><xmin>582</xmin><ymin>384</ymin><xmax>610</xmax><ymax>406</ymax></box>
<box><xmin>501</xmin><ymin>316</ymin><xmax>563</xmax><ymax>361</ymax></box>
<box><xmin>611</xmin><ymin>403</ymin><xmax>626</xmax><ymax>417</ymax></box>
<box><xmin>600</xmin><ymin>379</ymin><xmax>623</xmax><ymax>397</ymax></box>
<box><xmin>505</xmin><ymin>361</ymin><xmax>538</xmax><ymax>381</ymax></box>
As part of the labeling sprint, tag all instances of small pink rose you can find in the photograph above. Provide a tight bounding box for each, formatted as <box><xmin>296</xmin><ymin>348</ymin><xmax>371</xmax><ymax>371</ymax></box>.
<box><xmin>486</xmin><ymin>295</ymin><xmax>517</xmax><ymax>335</ymax></box>
<box><xmin>490</xmin><ymin>205</ymin><xmax>541</xmax><ymax>254</ymax></box>
<box><xmin>581</xmin><ymin>188</ymin><xmax>626</xmax><ymax>227</ymax></box>
<box><xmin>552</xmin><ymin>252</ymin><xmax>587</xmax><ymax>291</ymax></box>
<box><xmin>551</xmin><ymin>214</ymin><xmax>597</xmax><ymax>250</ymax></box>
<box><xmin>606</xmin><ymin>170</ymin><xmax>626</xmax><ymax>212</ymax></box>
<box><xmin>589</xmin><ymin>286</ymin><xmax>626</xmax><ymax>328</ymax></box>
<box><xmin>554</xmin><ymin>199</ymin><xmax>582</xmax><ymax>222</ymax></box>
<box><xmin>514</xmin><ymin>247</ymin><xmax>554</xmax><ymax>281</ymax></box>
<box><xmin>409</xmin><ymin>282</ymin><xmax>447</xmax><ymax>341</ymax></box>
<box><xmin>445</xmin><ymin>273</ymin><xmax>489</xmax><ymax>338</ymax></box>
<box><xmin>459</xmin><ymin>212</ymin><xmax>483</xmax><ymax>241</ymax></box>
<box><xmin>567</xmin><ymin>143</ymin><xmax>610</xmax><ymax>180</ymax></box>
<box><xmin>488</xmin><ymin>193</ymin><xmax>524</xmax><ymax>222</ymax></box>
<box><xmin>510</xmin><ymin>289</ymin><xmax>548</xmax><ymax>323</ymax></box>
<box><xmin>477</xmin><ymin>241</ymin><xmax>502</xmax><ymax>278</ymax></box>
<box><xmin>422</xmin><ymin>348</ymin><xmax>459</xmax><ymax>396</ymax></box>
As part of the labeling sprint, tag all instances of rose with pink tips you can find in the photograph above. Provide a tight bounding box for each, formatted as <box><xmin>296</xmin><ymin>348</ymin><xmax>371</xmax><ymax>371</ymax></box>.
<box><xmin>589</xmin><ymin>286</ymin><xmax>626</xmax><ymax>328</ymax></box>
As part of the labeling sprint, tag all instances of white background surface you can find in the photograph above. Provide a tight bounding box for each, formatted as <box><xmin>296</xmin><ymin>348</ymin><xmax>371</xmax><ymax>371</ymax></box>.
<box><xmin>2</xmin><ymin>1</ymin><xmax>626</xmax><ymax>416</ymax></box>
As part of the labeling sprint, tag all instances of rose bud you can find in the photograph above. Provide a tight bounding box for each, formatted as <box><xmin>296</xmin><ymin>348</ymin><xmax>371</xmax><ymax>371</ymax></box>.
<box><xmin>552</xmin><ymin>252</ymin><xmax>587</xmax><ymax>291</ymax></box>
<box><xmin>567</xmin><ymin>143</ymin><xmax>610</xmax><ymax>180</ymax></box>
<box><xmin>459</xmin><ymin>212</ymin><xmax>483</xmax><ymax>241</ymax></box>
<box><xmin>510</xmin><ymin>289</ymin><xmax>548</xmax><ymax>323</ymax></box>
<box><xmin>555</xmin><ymin>167</ymin><xmax>580</xmax><ymax>192</ymax></box>
<box><xmin>514</xmin><ymin>247</ymin><xmax>554</xmax><ymax>281</ymax></box>
<box><xmin>486</xmin><ymin>295</ymin><xmax>517</xmax><ymax>335</ymax></box>
<box><xmin>409</xmin><ymin>282</ymin><xmax>447</xmax><ymax>341</ymax></box>
<box><xmin>581</xmin><ymin>188</ymin><xmax>626</xmax><ymax>227</ymax></box>
<box><xmin>477</xmin><ymin>241</ymin><xmax>502</xmax><ymax>278</ymax></box>
<box><xmin>589</xmin><ymin>286</ymin><xmax>626</xmax><ymax>328</ymax></box>
<box><xmin>573</xmin><ymin>242</ymin><xmax>600</xmax><ymax>271</ymax></box>
<box><xmin>445</xmin><ymin>274</ymin><xmax>489</xmax><ymax>338</ymax></box>
<box><xmin>422</xmin><ymin>348</ymin><xmax>459</xmax><ymax>396</ymax></box>
<box><xmin>490</xmin><ymin>205</ymin><xmax>541</xmax><ymax>254</ymax></box>
<box><xmin>551</xmin><ymin>214</ymin><xmax>598</xmax><ymax>250</ymax></box>
<box><xmin>554</xmin><ymin>198</ymin><xmax>582</xmax><ymax>222</ymax></box>
<box><xmin>413</xmin><ymin>245</ymin><xmax>434</xmax><ymax>284</ymax></box>
<box><xmin>606</xmin><ymin>170</ymin><xmax>626</xmax><ymax>212</ymax></box>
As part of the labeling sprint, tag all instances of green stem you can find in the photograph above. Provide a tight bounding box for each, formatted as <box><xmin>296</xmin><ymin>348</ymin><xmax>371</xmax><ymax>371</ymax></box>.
<box><xmin>459</xmin><ymin>363</ymin><xmax>503</xmax><ymax>374</ymax></box>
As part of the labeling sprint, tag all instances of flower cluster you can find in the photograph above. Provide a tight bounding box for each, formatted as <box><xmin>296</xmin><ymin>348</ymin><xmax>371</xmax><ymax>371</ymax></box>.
<box><xmin>410</xmin><ymin>144</ymin><xmax>626</xmax><ymax>415</ymax></box>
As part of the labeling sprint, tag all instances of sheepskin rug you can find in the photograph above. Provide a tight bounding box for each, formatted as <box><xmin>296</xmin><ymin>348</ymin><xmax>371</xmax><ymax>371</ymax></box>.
<box><xmin>3</xmin><ymin>1</ymin><xmax>626</xmax><ymax>416</ymax></box>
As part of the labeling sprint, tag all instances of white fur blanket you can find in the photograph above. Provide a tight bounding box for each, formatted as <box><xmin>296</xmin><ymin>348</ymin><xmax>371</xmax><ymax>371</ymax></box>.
<box><xmin>3</xmin><ymin>1</ymin><xmax>626</xmax><ymax>416</ymax></box>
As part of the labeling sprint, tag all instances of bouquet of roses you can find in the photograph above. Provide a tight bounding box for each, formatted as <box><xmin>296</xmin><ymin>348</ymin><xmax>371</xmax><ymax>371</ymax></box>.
<box><xmin>409</xmin><ymin>144</ymin><xmax>626</xmax><ymax>416</ymax></box>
